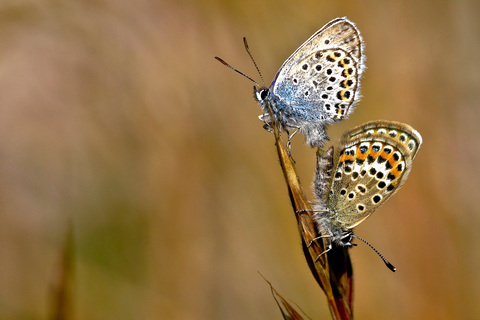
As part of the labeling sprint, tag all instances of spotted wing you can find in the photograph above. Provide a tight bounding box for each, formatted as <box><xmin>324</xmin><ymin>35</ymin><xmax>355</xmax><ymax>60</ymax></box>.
<box><xmin>326</xmin><ymin>130</ymin><xmax>419</xmax><ymax>229</ymax></box>
<box><xmin>344</xmin><ymin>120</ymin><xmax>423</xmax><ymax>159</ymax></box>
<box><xmin>271</xmin><ymin>17</ymin><xmax>365</xmax><ymax>122</ymax></box>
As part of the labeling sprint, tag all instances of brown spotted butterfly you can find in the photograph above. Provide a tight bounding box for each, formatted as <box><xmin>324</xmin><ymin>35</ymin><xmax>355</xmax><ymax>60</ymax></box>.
<box><xmin>312</xmin><ymin>120</ymin><xmax>422</xmax><ymax>271</ymax></box>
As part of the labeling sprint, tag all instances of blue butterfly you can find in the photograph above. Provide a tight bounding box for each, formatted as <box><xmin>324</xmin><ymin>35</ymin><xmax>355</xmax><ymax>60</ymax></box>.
<box><xmin>216</xmin><ymin>17</ymin><xmax>365</xmax><ymax>147</ymax></box>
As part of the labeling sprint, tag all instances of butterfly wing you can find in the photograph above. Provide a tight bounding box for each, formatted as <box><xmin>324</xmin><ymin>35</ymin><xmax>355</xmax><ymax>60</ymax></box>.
<box><xmin>344</xmin><ymin>120</ymin><xmax>423</xmax><ymax>159</ymax></box>
<box><xmin>271</xmin><ymin>17</ymin><xmax>365</xmax><ymax>123</ymax></box>
<box><xmin>326</xmin><ymin>123</ymin><xmax>421</xmax><ymax>229</ymax></box>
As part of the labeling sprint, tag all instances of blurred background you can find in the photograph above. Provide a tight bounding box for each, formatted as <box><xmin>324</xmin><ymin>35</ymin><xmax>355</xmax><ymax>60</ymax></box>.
<box><xmin>0</xmin><ymin>0</ymin><xmax>479</xmax><ymax>319</ymax></box>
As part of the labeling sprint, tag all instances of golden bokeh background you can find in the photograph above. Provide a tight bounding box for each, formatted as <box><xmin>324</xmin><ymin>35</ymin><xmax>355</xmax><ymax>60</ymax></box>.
<box><xmin>1</xmin><ymin>0</ymin><xmax>479</xmax><ymax>319</ymax></box>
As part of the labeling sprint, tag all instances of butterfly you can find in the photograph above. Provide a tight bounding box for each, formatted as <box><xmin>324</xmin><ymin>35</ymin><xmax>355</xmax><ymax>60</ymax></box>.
<box><xmin>216</xmin><ymin>17</ymin><xmax>365</xmax><ymax>148</ymax></box>
<box><xmin>312</xmin><ymin>120</ymin><xmax>422</xmax><ymax>271</ymax></box>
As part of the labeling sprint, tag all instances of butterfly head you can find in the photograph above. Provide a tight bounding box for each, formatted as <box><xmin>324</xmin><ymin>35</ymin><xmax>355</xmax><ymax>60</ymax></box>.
<box><xmin>315</xmin><ymin>214</ymin><xmax>356</xmax><ymax>248</ymax></box>
<box><xmin>315</xmin><ymin>213</ymin><xmax>395</xmax><ymax>271</ymax></box>
<box><xmin>253</xmin><ymin>86</ymin><xmax>269</xmax><ymax>105</ymax></box>
<box><xmin>333</xmin><ymin>230</ymin><xmax>356</xmax><ymax>248</ymax></box>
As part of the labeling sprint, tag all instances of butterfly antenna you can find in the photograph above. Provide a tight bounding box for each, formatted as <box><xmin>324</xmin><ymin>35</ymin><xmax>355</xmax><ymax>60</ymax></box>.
<box><xmin>214</xmin><ymin>56</ymin><xmax>260</xmax><ymax>87</ymax></box>
<box><xmin>352</xmin><ymin>234</ymin><xmax>396</xmax><ymax>272</ymax></box>
<box><xmin>243</xmin><ymin>37</ymin><xmax>266</xmax><ymax>88</ymax></box>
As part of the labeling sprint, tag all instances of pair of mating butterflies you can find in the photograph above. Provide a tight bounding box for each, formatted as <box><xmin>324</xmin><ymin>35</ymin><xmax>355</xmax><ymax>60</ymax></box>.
<box><xmin>216</xmin><ymin>18</ymin><xmax>422</xmax><ymax>270</ymax></box>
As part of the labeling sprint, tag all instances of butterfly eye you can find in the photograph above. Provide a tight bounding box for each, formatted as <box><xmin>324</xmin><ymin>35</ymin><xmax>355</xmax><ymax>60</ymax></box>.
<box><xmin>260</xmin><ymin>89</ymin><xmax>268</xmax><ymax>100</ymax></box>
<box><xmin>359</xmin><ymin>146</ymin><xmax>368</xmax><ymax>153</ymax></box>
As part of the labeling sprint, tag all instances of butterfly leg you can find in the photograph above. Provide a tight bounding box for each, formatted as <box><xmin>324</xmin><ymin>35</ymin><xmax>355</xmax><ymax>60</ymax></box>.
<box><xmin>263</xmin><ymin>122</ymin><xmax>274</xmax><ymax>134</ymax></box>
<box><xmin>285</xmin><ymin>128</ymin><xmax>299</xmax><ymax>157</ymax></box>
<box><xmin>258</xmin><ymin>114</ymin><xmax>275</xmax><ymax>135</ymax></box>
<box><xmin>309</xmin><ymin>232</ymin><xmax>335</xmax><ymax>262</ymax></box>
<box><xmin>295</xmin><ymin>208</ymin><xmax>330</xmax><ymax>248</ymax></box>
<box><xmin>314</xmin><ymin>243</ymin><xmax>333</xmax><ymax>262</ymax></box>
<box><xmin>309</xmin><ymin>232</ymin><xmax>333</xmax><ymax>247</ymax></box>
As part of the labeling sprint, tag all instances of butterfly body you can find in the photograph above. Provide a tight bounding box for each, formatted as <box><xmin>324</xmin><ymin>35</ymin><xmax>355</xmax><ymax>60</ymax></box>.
<box><xmin>255</xmin><ymin>17</ymin><xmax>365</xmax><ymax>147</ymax></box>
<box><xmin>312</xmin><ymin>121</ymin><xmax>422</xmax><ymax>266</ymax></box>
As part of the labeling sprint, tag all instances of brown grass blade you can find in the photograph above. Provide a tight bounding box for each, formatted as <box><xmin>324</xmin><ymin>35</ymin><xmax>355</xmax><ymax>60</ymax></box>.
<box><xmin>49</xmin><ymin>221</ymin><xmax>74</xmax><ymax>320</ymax></box>
<box><xmin>260</xmin><ymin>273</ymin><xmax>313</xmax><ymax>320</ymax></box>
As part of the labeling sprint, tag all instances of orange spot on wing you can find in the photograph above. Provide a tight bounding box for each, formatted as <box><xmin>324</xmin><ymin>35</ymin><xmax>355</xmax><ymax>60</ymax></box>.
<box><xmin>342</xmin><ymin>79</ymin><xmax>353</xmax><ymax>89</ymax></box>
<box><xmin>388</xmin><ymin>158</ymin><xmax>398</xmax><ymax>168</ymax></box>
<box><xmin>339</xmin><ymin>90</ymin><xmax>351</xmax><ymax>101</ymax></box>
<box><xmin>329</xmin><ymin>53</ymin><xmax>340</xmax><ymax>61</ymax></box>
<box><xmin>370</xmin><ymin>149</ymin><xmax>381</xmax><ymax>159</ymax></box>
<box><xmin>389</xmin><ymin>168</ymin><xmax>402</xmax><ymax>179</ymax></box>
<box><xmin>356</xmin><ymin>147</ymin><xmax>368</xmax><ymax>160</ymax></box>
<box><xmin>379</xmin><ymin>150</ymin><xmax>390</xmax><ymax>161</ymax></box>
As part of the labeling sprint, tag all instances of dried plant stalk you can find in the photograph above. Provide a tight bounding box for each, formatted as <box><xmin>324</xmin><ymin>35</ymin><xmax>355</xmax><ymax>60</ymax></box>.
<box><xmin>260</xmin><ymin>273</ymin><xmax>313</xmax><ymax>320</ymax></box>
<box><xmin>49</xmin><ymin>221</ymin><xmax>74</xmax><ymax>320</ymax></box>
<box><xmin>268</xmin><ymin>123</ymin><xmax>353</xmax><ymax>319</ymax></box>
